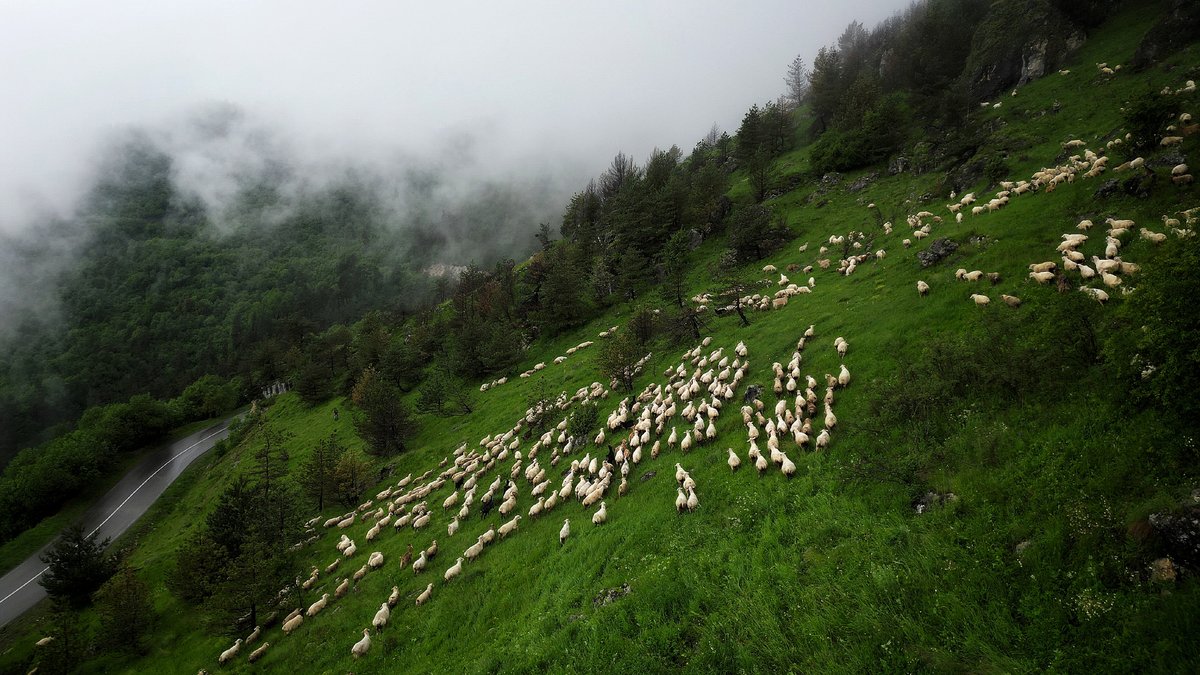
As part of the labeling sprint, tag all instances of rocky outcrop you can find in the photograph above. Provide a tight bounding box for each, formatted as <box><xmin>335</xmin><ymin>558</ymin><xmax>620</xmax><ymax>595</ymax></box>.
<box><xmin>961</xmin><ymin>0</ymin><xmax>1086</xmax><ymax>102</ymax></box>
<box><xmin>916</xmin><ymin>238</ymin><xmax>959</xmax><ymax>268</ymax></box>
<box><xmin>1132</xmin><ymin>0</ymin><xmax>1200</xmax><ymax>69</ymax></box>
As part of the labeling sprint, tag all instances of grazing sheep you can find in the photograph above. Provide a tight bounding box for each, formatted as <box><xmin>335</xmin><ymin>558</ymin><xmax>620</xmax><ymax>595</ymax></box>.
<box><xmin>353</xmin><ymin>565</ymin><xmax>368</xmax><ymax>582</ymax></box>
<box><xmin>351</xmin><ymin>628</ymin><xmax>371</xmax><ymax>659</ymax></box>
<box><xmin>1140</xmin><ymin>228</ymin><xmax>1167</xmax><ymax>243</ymax></box>
<box><xmin>1001</xmin><ymin>294</ymin><xmax>1022</xmax><ymax>307</ymax></box>
<box><xmin>306</xmin><ymin>593</ymin><xmax>329</xmax><ymax>617</ymax></box>
<box><xmin>592</xmin><ymin>501</ymin><xmax>608</xmax><ymax>525</ymax></box>
<box><xmin>245</xmin><ymin>625</ymin><xmax>261</xmax><ymax>645</ymax></box>
<box><xmin>412</xmin><ymin>551</ymin><xmax>428</xmax><ymax>574</ymax></box>
<box><xmin>444</xmin><ymin>557</ymin><xmax>465</xmax><ymax>582</ymax></box>
<box><xmin>917</xmin><ymin>280</ymin><xmax>929</xmax><ymax>296</ymax></box>
<box><xmin>416</xmin><ymin>583</ymin><xmax>433</xmax><ymax>605</ymax></box>
<box><xmin>499</xmin><ymin>515</ymin><xmax>522</xmax><ymax>538</ymax></box>
<box><xmin>559</xmin><ymin>518</ymin><xmax>571</xmax><ymax>545</ymax></box>
<box><xmin>335</xmin><ymin>577</ymin><xmax>350</xmax><ymax>598</ymax></box>
<box><xmin>727</xmin><ymin>448</ymin><xmax>741</xmax><ymax>471</ymax></box>
<box><xmin>1081</xmin><ymin>287</ymin><xmax>1109</xmax><ymax>303</ymax></box>
<box><xmin>686</xmin><ymin>489</ymin><xmax>699</xmax><ymax>512</ymax></box>
<box><xmin>970</xmin><ymin>294</ymin><xmax>990</xmax><ymax>306</ymax></box>
<box><xmin>373</xmin><ymin>603</ymin><xmax>390</xmax><ymax>632</ymax></box>
<box><xmin>388</xmin><ymin>586</ymin><xmax>401</xmax><ymax>608</ymax></box>
<box><xmin>816</xmin><ymin>429</ymin><xmax>831</xmax><ymax>449</ymax></box>
<box><xmin>282</xmin><ymin>614</ymin><xmax>304</xmax><ymax>634</ymax></box>
<box><xmin>1029</xmin><ymin>271</ymin><xmax>1056</xmax><ymax>284</ymax></box>
<box><xmin>248</xmin><ymin>642</ymin><xmax>270</xmax><ymax>664</ymax></box>
<box><xmin>219</xmin><ymin>639</ymin><xmax>242</xmax><ymax>665</ymax></box>
<box><xmin>780</xmin><ymin>453</ymin><xmax>797</xmax><ymax>478</ymax></box>
<box><xmin>838</xmin><ymin>365</ymin><xmax>850</xmax><ymax>388</ymax></box>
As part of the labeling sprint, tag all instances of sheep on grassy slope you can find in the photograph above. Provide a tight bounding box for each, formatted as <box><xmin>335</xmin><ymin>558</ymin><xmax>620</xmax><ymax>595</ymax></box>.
<box><xmin>282</xmin><ymin>614</ymin><xmax>303</xmax><ymax>634</ymax></box>
<box><xmin>416</xmin><ymin>583</ymin><xmax>433</xmax><ymax>605</ymax></box>
<box><xmin>306</xmin><ymin>593</ymin><xmax>329</xmax><ymax>617</ymax></box>
<box><xmin>560</xmin><ymin>518</ymin><xmax>571</xmax><ymax>545</ymax></box>
<box><xmin>372</xmin><ymin>603</ymin><xmax>390</xmax><ymax>632</ymax></box>
<box><xmin>351</xmin><ymin>629</ymin><xmax>371</xmax><ymax>659</ymax></box>
<box><xmin>248</xmin><ymin>642</ymin><xmax>270</xmax><ymax>663</ymax></box>
<box><xmin>444</xmin><ymin>557</ymin><xmax>465</xmax><ymax>582</ymax></box>
<box><xmin>219</xmin><ymin>639</ymin><xmax>242</xmax><ymax>665</ymax></box>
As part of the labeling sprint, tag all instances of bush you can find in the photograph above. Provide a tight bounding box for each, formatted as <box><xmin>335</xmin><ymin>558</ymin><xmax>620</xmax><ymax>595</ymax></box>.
<box><xmin>1121</xmin><ymin>89</ymin><xmax>1175</xmax><ymax>152</ymax></box>
<box><xmin>94</xmin><ymin>565</ymin><xmax>154</xmax><ymax>653</ymax></box>
<box><xmin>39</xmin><ymin>524</ymin><xmax>116</xmax><ymax>608</ymax></box>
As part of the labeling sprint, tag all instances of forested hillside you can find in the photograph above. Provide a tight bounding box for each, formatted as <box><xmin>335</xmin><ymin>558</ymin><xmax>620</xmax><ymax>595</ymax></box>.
<box><xmin>3</xmin><ymin>0</ymin><xmax>1200</xmax><ymax>672</ymax></box>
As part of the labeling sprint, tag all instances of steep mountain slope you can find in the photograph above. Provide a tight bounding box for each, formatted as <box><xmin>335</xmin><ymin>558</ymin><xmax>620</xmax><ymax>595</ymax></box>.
<box><xmin>4</xmin><ymin>4</ymin><xmax>1199</xmax><ymax>673</ymax></box>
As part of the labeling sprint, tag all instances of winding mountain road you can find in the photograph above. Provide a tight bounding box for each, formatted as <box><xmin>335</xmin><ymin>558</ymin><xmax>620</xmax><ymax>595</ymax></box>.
<box><xmin>0</xmin><ymin>416</ymin><xmax>234</xmax><ymax>628</ymax></box>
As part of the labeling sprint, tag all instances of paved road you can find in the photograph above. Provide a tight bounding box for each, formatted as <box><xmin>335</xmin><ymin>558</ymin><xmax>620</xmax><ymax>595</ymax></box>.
<box><xmin>0</xmin><ymin>417</ymin><xmax>234</xmax><ymax>628</ymax></box>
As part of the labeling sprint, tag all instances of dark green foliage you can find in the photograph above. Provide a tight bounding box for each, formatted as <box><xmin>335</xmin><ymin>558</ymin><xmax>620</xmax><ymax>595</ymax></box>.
<box><xmin>1108</xmin><ymin>231</ymin><xmax>1200</xmax><ymax>432</ymax></box>
<box><xmin>38</xmin><ymin>524</ymin><xmax>116</xmax><ymax>608</ymax></box>
<box><xmin>94</xmin><ymin>565</ymin><xmax>154</xmax><ymax>653</ymax></box>
<box><xmin>36</xmin><ymin>604</ymin><xmax>89</xmax><ymax>675</ymax></box>
<box><xmin>809</xmin><ymin>92</ymin><xmax>909</xmax><ymax>174</ymax></box>
<box><xmin>333</xmin><ymin>449</ymin><xmax>371</xmax><ymax>506</ymax></box>
<box><xmin>1121</xmin><ymin>89</ymin><xmax>1176</xmax><ymax>151</ymax></box>
<box><xmin>417</xmin><ymin>368</ymin><xmax>474</xmax><ymax>415</ymax></box>
<box><xmin>727</xmin><ymin>205</ymin><xmax>792</xmax><ymax>263</ymax></box>
<box><xmin>351</xmin><ymin>367</ymin><xmax>414</xmax><ymax>456</ymax></box>
<box><xmin>166</xmin><ymin>532</ymin><xmax>229</xmax><ymax>604</ymax></box>
<box><xmin>299</xmin><ymin>433</ymin><xmax>343</xmax><ymax>512</ymax></box>
<box><xmin>172</xmin><ymin>375</ymin><xmax>241</xmax><ymax>420</ymax></box>
<box><xmin>984</xmin><ymin>153</ymin><xmax>1010</xmax><ymax>186</ymax></box>
<box><xmin>597</xmin><ymin>331</ymin><xmax>644</xmax><ymax>392</ymax></box>
<box><xmin>567</xmin><ymin>402</ymin><xmax>599</xmax><ymax>446</ymax></box>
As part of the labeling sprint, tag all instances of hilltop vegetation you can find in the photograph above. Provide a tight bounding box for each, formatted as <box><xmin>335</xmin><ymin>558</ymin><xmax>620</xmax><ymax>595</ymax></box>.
<box><xmin>3</xmin><ymin>0</ymin><xmax>1200</xmax><ymax>673</ymax></box>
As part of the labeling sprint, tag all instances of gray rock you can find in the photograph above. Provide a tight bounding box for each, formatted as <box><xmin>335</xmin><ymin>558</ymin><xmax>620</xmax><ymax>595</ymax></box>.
<box><xmin>1132</xmin><ymin>0</ymin><xmax>1200</xmax><ymax>69</ymax></box>
<box><xmin>916</xmin><ymin>238</ymin><xmax>959</xmax><ymax>268</ymax></box>
<box><xmin>1094</xmin><ymin>179</ymin><xmax>1121</xmax><ymax>199</ymax></box>
<box><xmin>593</xmin><ymin>583</ymin><xmax>632</xmax><ymax>607</ymax></box>
<box><xmin>1149</xmin><ymin>506</ymin><xmax>1200</xmax><ymax>567</ymax></box>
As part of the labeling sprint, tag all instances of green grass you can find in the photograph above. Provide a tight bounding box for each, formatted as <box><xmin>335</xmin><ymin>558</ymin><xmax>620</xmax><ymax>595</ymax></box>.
<box><xmin>4</xmin><ymin>5</ymin><xmax>1200</xmax><ymax>673</ymax></box>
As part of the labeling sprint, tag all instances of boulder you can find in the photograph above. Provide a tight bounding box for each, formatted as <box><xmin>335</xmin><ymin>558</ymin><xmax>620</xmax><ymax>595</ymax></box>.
<box><xmin>961</xmin><ymin>0</ymin><xmax>1086</xmax><ymax>102</ymax></box>
<box><xmin>1132</xmin><ymin>0</ymin><xmax>1200</xmax><ymax>69</ymax></box>
<box><xmin>917</xmin><ymin>238</ymin><xmax>960</xmax><ymax>267</ymax></box>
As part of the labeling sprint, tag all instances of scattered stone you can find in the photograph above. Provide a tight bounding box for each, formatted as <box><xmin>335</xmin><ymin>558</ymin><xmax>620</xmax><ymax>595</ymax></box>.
<box><xmin>1123</xmin><ymin>172</ymin><xmax>1157</xmax><ymax>198</ymax></box>
<box><xmin>1094</xmin><ymin>179</ymin><xmax>1121</xmax><ymax>199</ymax></box>
<box><xmin>889</xmin><ymin>156</ymin><xmax>910</xmax><ymax>175</ymax></box>
<box><xmin>593</xmin><ymin>583</ymin><xmax>632</xmax><ymax>607</ymax></box>
<box><xmin>1151</xmin><ymin>557</ymin><xmax>1178</xmax><ymax>583</ymax></box>
<box><xmin>916</xmin><ymin>238</ymin><xmax>960</xmax><ymax>267</ymax></box>
<box><xmin>1015</xmin><ymin>540</ymin><xmax>1032</xmax><ymax>554</ymax></box>
<box><xmin>1149</xmin><ymin>506</ymin><xmax>1200</xmax><ymax>567</ymax></box>
<box><xmin>847</xmin><ymin>172</ymin><xmax>878</xmax><ymax>192</ymax></box>
<box><xmin>640</xmin><ymin>471</ymin><xmax>657</xmax><ymax>483</ymax></box>
<box><xmin>914</xmin><ymin>491</ymin><xmax>957</xmax><ymax>514</ymax></box>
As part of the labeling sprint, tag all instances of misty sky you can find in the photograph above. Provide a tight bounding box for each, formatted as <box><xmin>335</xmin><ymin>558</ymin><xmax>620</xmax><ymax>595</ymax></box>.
<box><xmin>0</xmin><ymin>0</ymin><xmax>910</xmax><ymax>232</ymax></box>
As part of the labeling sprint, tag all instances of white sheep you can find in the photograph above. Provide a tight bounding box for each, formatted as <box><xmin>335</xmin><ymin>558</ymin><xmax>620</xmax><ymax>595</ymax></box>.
<box><xmin>306</xmin><ymin>593</ymin><xmax>329</xmax><ymax>617</ymax></box>
<box><xmin>368</xmin><ymin>551</ymin><xmax>384</xmax><ymax>569</ymax></box>
<box><xmin>282</xmin><ymin>614</ymin><xmax>304</xmax><ymax>634</ymax></box>
<box><xmin>917</xmin><ymin>280</ymin><xmax>929</xmax><ymax>296</ymax></box>
<box><xmin>559</xmin><ymin>518</ymin><xmax>571</xmax><ymax>545</ymax></box>
<box><xmin>416</xmin><ymin>583</ymin><xmax>433</xmax><ymax>605</ymax></box>
<box><xmin>970</xmin><ymin>294</ymin><xmax>990</xmax><ymax>306</ymax></box>
<box><xmin>372</xmin><ymin>602</ymin><xmax>390</xmax><ymax>632</ymax></box>
<box><xmin>444</xmin><ymin>557</ymin><xmax>464</xmax><ymax>582</ymax></box>
<box><xmin>351</xmin><ymin>628</ymin><xmax>371</xmax><ymax>659</ymax></box>
<box><xmin>219</xmin><ymin>639</ymin><xmax>242</xmax><ymax>665</ymax></box>
<box><xmin>592</xmin><ymin>501</ymin><xmax>608</xmax><ymax>525</ymax></box>
<box><xmin>248</xmin><ymin>642</ymin><xmax>270</xmax><ymax>663</ymax></box>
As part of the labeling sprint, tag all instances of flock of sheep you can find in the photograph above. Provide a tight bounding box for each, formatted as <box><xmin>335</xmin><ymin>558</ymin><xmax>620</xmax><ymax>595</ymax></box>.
<box><xmin>206</xmin><ymin>323</ymin><xmax>852</xmax><ymax>668</ymax></box>
<box><xmin>188</xmin><ymin>68</ymin><xmax>1200</xmax><ymax>672</ymax></box>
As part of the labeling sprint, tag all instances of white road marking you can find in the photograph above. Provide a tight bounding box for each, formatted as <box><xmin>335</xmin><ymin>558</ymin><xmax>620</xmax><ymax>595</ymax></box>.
<box><xmin>0</xmin><ymin>423</ymin><xmax>228</xmax><ymax>608</ymax></box>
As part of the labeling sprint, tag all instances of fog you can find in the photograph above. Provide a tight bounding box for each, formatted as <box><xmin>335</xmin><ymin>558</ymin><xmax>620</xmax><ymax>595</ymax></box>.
<box><xmin>1</xmin><ymin>1</ymin><xmax>914</xmax><ymax>228</ymax></box>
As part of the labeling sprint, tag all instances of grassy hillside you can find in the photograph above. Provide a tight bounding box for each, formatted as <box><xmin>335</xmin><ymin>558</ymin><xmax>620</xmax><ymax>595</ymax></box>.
<box><xmin>4</xmin><ymin>5</ymin><xmax>1199</xmax><ymax>673</ymax></box>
